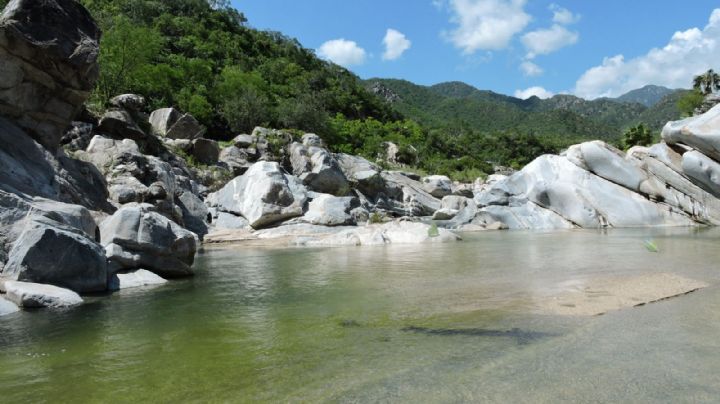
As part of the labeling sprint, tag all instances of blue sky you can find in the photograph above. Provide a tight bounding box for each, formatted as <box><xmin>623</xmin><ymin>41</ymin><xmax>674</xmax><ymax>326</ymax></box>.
<box><xmin>234</xmin><ymin>0</ymin><xmax>720</xmax><ymax>100</ymax></box>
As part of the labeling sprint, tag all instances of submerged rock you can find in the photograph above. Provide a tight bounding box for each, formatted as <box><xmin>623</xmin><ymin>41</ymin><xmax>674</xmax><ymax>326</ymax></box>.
<box><xmin>0</xmin><ymin>295</ymin><xmax>20</xmax><ymax>316</ymax></box>
<box><xmin>4</xmin><ymin>281</ymin><xmax>83</xmax><ymax>308</ymax></box>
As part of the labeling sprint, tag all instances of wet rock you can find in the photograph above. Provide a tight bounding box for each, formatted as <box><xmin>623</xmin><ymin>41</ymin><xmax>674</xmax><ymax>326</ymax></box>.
<box><xmin>4</xmin><ymin>281</ymin><xmax>83</xmax><ymax>308</ymax></box>
<box><xmin>0</xmin><ymin>0</ymin><xmax>101</xmax><ymax>151</ymax></box>
<box><xmin>0</xmin><ymin>295</ymin><xmax>19</xmax><ymax>316</ymax></box>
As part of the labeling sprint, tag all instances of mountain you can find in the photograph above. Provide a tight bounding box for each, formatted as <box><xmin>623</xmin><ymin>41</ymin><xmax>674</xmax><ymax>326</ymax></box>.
<box><xmin>365</xmin><ymin>79</ymin><xmax>684</xmax><ymax>140</ymax></box>
<box><xmin>614</xmin><ymin>85</ymin><xmax>679</xmax><ymax>107</ymax></box>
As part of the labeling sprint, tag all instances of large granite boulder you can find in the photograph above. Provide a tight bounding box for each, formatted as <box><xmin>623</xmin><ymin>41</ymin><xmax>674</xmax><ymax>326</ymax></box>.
<box><xmin>336</xmin><ymin>153</ymin><xmax>386</xmax><ymax>198</ymax></box>
<box><xmin>3</xmin><ymin>281</ymin><xmax>83</xmax><ymax>308</ymax></box>
<box><xmin>219</xmin><ymin>145</ymin><xmax>252</xmax><ymax>175</ymax></box>
<box><xmin>477</xmin><ymin>153</ymin><xmax>694</xmax><ymax>228</ymax></box>
<box><xmin>662</xmin><ymin>104</ymin><xmax>720</xmax><ymax>161</ymax></box>
<box><xmin>301</xmin><ymin>194</ymin><xmax>359</xmax><ymax>226</ymax></box>
<box><xmin>3</xmin><ymin>216</ymin><xmax>107</xmax><ymax>293</ymax></box>
<box><xmin>681</xmin><ymin>150</ymin><xmax>720</xmax><ymax>198</ymax></box>
<box><xmin>381</xmin><ymin>171</ymin><xmax>442</xmax><ymax>216</ymax></box>
<box><xmin>0</xmin><ymin>0</ymin><xmax>101</xmax><ymax>151</ymax></box>
<box><xmin>100</xmin><ymin>205</ymin><xmax>198</xmax><ymax>277</ymax></box>
<box><xmin>422</xmin><ymin>175</ymin><xmax>452</xmax><ymax>198</ymax></box>
<box><xmin>289</xmin><ymin>142</ymin><xmax>350</xmax><ymax>195</ymax></box>
<box><xmin>207</xmin><ymin>161</ymin><xmax>308</xmax><ymax>229</ymax></box>
<box><xmin>108</xmin><ymin>269</ymin><xmax>167</xmax><ymax>291</ymax></box>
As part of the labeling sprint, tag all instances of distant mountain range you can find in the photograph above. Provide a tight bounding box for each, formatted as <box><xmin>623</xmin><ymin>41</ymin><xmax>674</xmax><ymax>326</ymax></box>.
<box><xmin>365</xmin><ymin>79</ymin><xmax>687</xmax><ymax>141</ymax></box>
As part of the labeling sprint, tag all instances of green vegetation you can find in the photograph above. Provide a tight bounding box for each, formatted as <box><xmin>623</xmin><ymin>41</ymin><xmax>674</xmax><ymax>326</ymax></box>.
<box><xmin>677</xmin><ymin>90</ymin><xmax>705</xmax><ymax>117</ymax></box>
<box><xmin>621</xmin><ymin>124</ymin><xmax>655</xmax><ymax>150</ymax></box>
<box><xmin>693</xmin><ymin>69</ymin><xmax>720</xmax><ymax>95</ymax></box>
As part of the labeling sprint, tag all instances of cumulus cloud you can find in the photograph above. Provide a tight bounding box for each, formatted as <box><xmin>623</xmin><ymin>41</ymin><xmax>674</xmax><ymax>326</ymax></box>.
<box><xmin>574</xmin><ymin>9</ymin><xmax>720</xmax><ymax>99</ymax></box>
<box><xmin>317</xmin><ymin>39</ymin><xmax>367</xmax><ymax>67</ymax></box>
<box><xmin>514</xmin><ymin>86</ymin><xmax>554</xmax><ymax>99</ymax></box>
<box><xmin>521</xmin><ymin>24</ymin><xmax>579</xmax><ymax>59</ymax></box>
<box><xmin>444</xmin><ymin>0</ymin><xmax>531</xmax><ymax>54</ymax></box>
<box><xmin>550</xmin><ymin>4</ymin><xmax>580</xmax><ymax>25</ymax></box>
<box><xmin>382</xmin><ymin>29</ymin><xmax>412</xmax><ymax>61</ymax></box>
<box><xmin>520</xmin><ymin>60</ymin><xmax>543</xmax><ymax>76</ymax></box>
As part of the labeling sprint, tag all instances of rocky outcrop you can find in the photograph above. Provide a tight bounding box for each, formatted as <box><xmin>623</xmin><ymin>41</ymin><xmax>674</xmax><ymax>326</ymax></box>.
<box><xmin>422</xmin><ymin>175</ymin><xmax>452</xmax><ymax>198</ymax></box>
<box><xmin>3</xmin><ymin>280</ymin><xmax>83</xmax><ymax>308</ymax></box>
<box><xmin>301</xmin><ymin>194</ymin><xmax>361</xmax><ymax>226</ymax></box>
<box><xmin>207</xmin><ymin>161</ymin><xmax>308</xmax><ymax>229</ymax></box>
<box><xmin>289</xmin><ymin>138</ymin><xmax>349</xmax><ymax>196</ymax></box>
<box><xmin>100</xmin><ymin>205</ymin><xmax>198</xmax><ymax>278</ymax></box>
<box><xmin>0</xmin><ymin>0</ymin><xmax>101</xmax><ymax>151</ymax></box>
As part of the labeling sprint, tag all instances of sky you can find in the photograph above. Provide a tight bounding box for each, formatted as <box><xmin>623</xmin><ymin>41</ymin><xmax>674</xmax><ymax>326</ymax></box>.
<box><xmin>234</xmin><ymin>0</ymin><xmax>720</xmax><ymax>100</ymax></box>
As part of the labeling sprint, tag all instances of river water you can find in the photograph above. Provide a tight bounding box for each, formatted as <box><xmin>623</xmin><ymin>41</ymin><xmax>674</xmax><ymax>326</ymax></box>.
<box><xmin>2</xmin><ymin>228</ymin><xmax>720</xmax><ymax>403</ymax></box>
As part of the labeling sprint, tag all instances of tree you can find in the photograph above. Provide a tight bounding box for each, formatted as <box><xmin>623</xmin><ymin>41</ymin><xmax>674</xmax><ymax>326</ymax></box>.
<box><xmin>621</xmin><ymin>124</ymin><xmax>654</xmax><ymax>149</ymax></box>
<box><xmin>693</xmin><ymin>69</ymin><xmax>720</xmax><ymax>95</ymax></box>
<box><xmin>677</xmin><ymin>90</ymin><xmax>705</xmax><ymax>117</ymax></box>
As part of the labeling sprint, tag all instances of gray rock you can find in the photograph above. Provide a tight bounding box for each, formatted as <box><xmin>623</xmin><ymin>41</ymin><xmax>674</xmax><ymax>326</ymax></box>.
<box><xmin>302</xmin><ymin>133</ymin><xmax>323</xmax><ymax>147</ymax></box>
<box><xmin>662</xmin><ymin>104</ymin><xmax>720</xmax><ymax>161</ymax></box>
<box><xmin>232</xmin><ymin>134</ymin><xmax>255</xmax><ymax>148</ymax></box>
<box><xmin>176</xmin><ymin>190</ymin><xmax>209</xmax><ymax>238</ymax></box>
<box><xmin>166</xmin><ymin>114</ymin><xmax>205</xmax><ymax>140</ymax></box>
<box><xmin>477</xmin><ymin>202</ymin><xmax>575</xmax><ymax>230</ymax></box>
<box><xmin>682</xmin><ymin>150</ymin><xmax>720</xmax><ymax>198</ymax></box>
<box><xmin>564</xmin><ymin>141</ymin><xmax>648</xmax><ymax>193</ymax></box>
<box><xmin>0</xmin><ymin>295</ymin><xmax>19</xmax><ymax>316</ymax></box>
<box><xmin>3</xmin><ymin>216</ymin><xmax>107</xmax><ymax>293</ymax></box>
<box><xmin>422</xmin><ymin>175</ymin><xmax>453</xmax><ymax>198</ymax></box>
<box><xmin>191</xmin><ymin>138</ymin><xmax>220</xmax><ymax>165</ymax></box>
<box><xmin>97</xmin><ymin>109</ymin><xmax>147</xmax><ymax>142</ymax></box>
<box><xmin>302</xmin><ymin>194</ymin><xmax>359</xmax><ymax>226</ymax></box>
<box><xmin>207</xmin><ymin>161</ymin><xmax>308</xmax><ymax>229</ymax></box>
<box><xmin>31</xmin><ymin>197</ymin><xmax>98</xmax><ymax>240</ymax></box>
<box><xmin>108</xmin><ymin>269</ymin><xmax>167</xmax><ymax>291</ymax></box>
<box><xmin>4</xmin><ymin>281</ymin><xmax>83</xmax><ymax>308</ymax></box>
<box><xmin>100</xmin><ymin>205</ymin><xmax>198</xmax><ymax>277</ymax></box>
<box><xmin>441</xmin><ymin>195</ymin><xmax>473</xmax><ymax>211</ymax></box>
<box><xmin>212</xmin><ymin>211</ymin><xmax>250</xmax><ymax>230</ymax></box>
<box><xmin>61</xmin><ymin>121</ymin><xmax>95</xmax><ymax>152</ymax></box>
<box><xmin>289</xmin><ymin>142</ymin><xmax>349</xmax><ymax>195</ymax></box>
<box><xmin>219</xmin><ymin>146</ymin><xmax>252</xmax><ymax>176</ymax></box>
<box><xmin>110</xmin><ymin>94</ymin><xmax>146</xmax><ymax>112</ymax></box>
<box><xmin>432</xmin><ymin>208</ymin><xmax>458</xmax><ymax>220</ymax></box>
<box><xmin>149</xmin><ymin>108</ymin><xmax>181</xmax><ymax>137</ymax></box>
<box><xmin>295</xmin><ymin>221</ymin><xmax>461</xmax><ymax>246</ymax></box>
<box><xmin>0</xmin><ymin>0</ymin><xmax>101</xmax><ymax>151</ymax></box>
<box><xmin>382</xmin><ymin>171</ymin><xmax>442</xmax><ymax>216</ymax></box>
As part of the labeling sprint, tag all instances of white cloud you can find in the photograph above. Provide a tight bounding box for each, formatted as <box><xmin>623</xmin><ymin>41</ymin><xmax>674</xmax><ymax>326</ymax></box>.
<box><xmin>317</xmin><ymin>39</ymin><xmax>367</xmax><ymax>67</ymax></box>
<box><xmin>514</xmin><ymin>86</ymin><xmax>554</xmax><ymax>99</ymax></box>
<box><xmin>522</xmin><ymin>24</ymin><xmax>578</xmax><ymax>59</ymax></box>
<box><xmin>383</xmin><ymin>29</ymin><xmax>412</xmax><ymax>61</ymax></box>
<box><xmin>550</xmin><ymin>4</ymin><xmax>580</xmax><ymax>25</ymax></box>
<box><xmin>520</xmin><ymin>60</ymin><xmax>543</xmax><ymax>76</ymax></box>
<box><xmin>444</xmin><ymin>0</ymin><xmax>531</xmax><ymax>54</ymax></box>
<box><xmin>574</xmin><ymin>8</ymin><xmax>720</xmax><ymax>99</ymax></box>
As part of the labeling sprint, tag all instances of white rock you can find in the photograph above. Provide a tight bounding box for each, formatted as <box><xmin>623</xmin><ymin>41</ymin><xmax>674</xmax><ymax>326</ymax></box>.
<box><xmin>662</xmin><ymin>104</ymin><xmax>720</xmax><ymax>161</ymax></box>
<box><xmin>4</xmin><ymin>281</ymin><xmax>83</xmax><ymax>308</ymax></box>
<box><xmin>109</xmin><ymin>269</ymin><xmax>167</xmax><ymax>291</ymax></box>
<box><xmin>0</xmin><ymin>295</ymin><xmax>20</xmax><ymax>316</ymax></box>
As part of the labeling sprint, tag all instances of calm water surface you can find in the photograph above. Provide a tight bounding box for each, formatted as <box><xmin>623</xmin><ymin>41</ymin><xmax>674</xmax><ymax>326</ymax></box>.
<box><xmin>2</xmin><ymin>228</ymin><xmax>720</xmax><ymax>403</ymax></box>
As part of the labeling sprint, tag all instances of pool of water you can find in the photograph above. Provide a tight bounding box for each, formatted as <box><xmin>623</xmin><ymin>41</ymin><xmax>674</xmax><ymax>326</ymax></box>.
<box><xmin>2</xmin><ymin>227</ymin><xmax>720</xmax><ymax>402</ymax></box>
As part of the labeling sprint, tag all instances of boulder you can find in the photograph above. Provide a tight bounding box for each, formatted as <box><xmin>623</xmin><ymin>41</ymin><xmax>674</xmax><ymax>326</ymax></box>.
<box><xmin>564</xmin><ymin>141</ymin><xmax>648</xmax><ymax>193</ymax></box>
<box><xmin>166</xmin><ymin>114</ymin><xmax>205</xmax><ymax>140</ymax></box>
<box><xmin>479</xmin><ymin>154</ymin><xmax>694</xmax><ymax>228</ymax></box>
<box><xmin>61</xmin><ymin>121</ymin><xmax>94</xmax><ymax>152</ymax></box>
<box><xmin>0</xmin><ymin>0</ymin><xmax>101</xmax><ymax>151</ymax></box>
<box><xmin>207</xmin><ymin>161</ymin><xmax>308</xmax><ymax>229</ymax></box>
<box><xmin>149</xmin><ymin>108</ymin><xmax>181</xmax><ymax>136</ymax></box>
<box><xmin>476</xmin><ymin>203</ymin><xmax>575</xmax><ymax>230</ymax></box>
<box><xmin>3</xmin><ymin>216</ymin><xmax>107</xmax><ymax>293</ymax></box>
<box><xmin>211</xmin><ymin>211</ymin><xmax>250</xmax><ymax>230</ymax></box>
<box><xmin>4</xmin><ymin>281</ymin><xmax>82</xmax><ymax>308</ymax></box>
<box><xmin>219</xmin><ymin>146</ymin><xmax>252</xmax><ymax>175</ymax></box>
<box><xmin>100</xmin><ymin>205</ymin><xmax>198</xmax><ymax>277</ymax></box>
<box><xmin>336</xmin><ymin>153</ymin><xmax>386</xmax><ymax>198</ymax></box>
<box><xmin>0</xmin><ymin>295</ymin><xmax>19</xmax><ymax>316</ymax></box>
<box><xmin>381</xmin><ymin>171</ymin><xmax>442</xmax><ymax>216</ymax></box>
<box><xmin>191</xmin><ymin>138</ymin><xmax>220</xmax><ymax>165</ymax></box>
<box><xmin>662</xmin><ymin>104</ymin><xmax>720</xmax><ymax>161</ymax></box>
<box><xmin>97</xmin><ymin>109</ymin><xmax>146</xmax><ymax>141</ymax></box>
<box><xmin>302</xmin><ymin>133</ymin><xmax>323</xmax><ymax>147</ymax></box>
<box><xmin>110</xmin><ymin>94</ymin><xmax>146</xmax><ymax>112</ymax></box>
<box><xmin>302</xmin><ymin>194</ymin><xmax>359</xmax><ymax>226</ymax></box>
<box><xmin>681</xmin><ymin>150</ymin><xmax>720</xmax><ymax>198</ymax></box>
<box><xmin>30</xmin><ymin>197</ymin><xmax>98</xmax><ymax>240</ymax></box>
<box><xmin>108</xmin><ymin>269</ymin><xmax>167</xmax><ymax>291</ymax></box>
<box><xmin>422</xmin><ymin>175</ymin><xmax>453</xmax><ymax>198</ymax></box>
<box><xmin>232</xmin><ymin>134</ymin><xmax>255</xmax><ymax>148</ymax></box>
<box><xmin>289</xmin><ymin>142</ymin><xmax>350</xmax><ymax>195</ymax></box>
<box><xmin>176</xmin><ymin>190</ymin><xmax>209</xmax><ymax>237</ymax></box>
<box><xmin>432</xmin><ymin>208</ymin><xmax>458</xmax><ymax>220</ymax></box>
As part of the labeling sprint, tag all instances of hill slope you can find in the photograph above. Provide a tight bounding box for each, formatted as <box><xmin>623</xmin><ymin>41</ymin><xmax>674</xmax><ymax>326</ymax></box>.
<box><xmin>365</xmin><ymin>79</ymin><xmax>684</xmax><ymax>140</ymax></box>
<box><xmin>615</xmin><ymin>85</ymin><xmax>678</xmax><ymax>107</ymax></box>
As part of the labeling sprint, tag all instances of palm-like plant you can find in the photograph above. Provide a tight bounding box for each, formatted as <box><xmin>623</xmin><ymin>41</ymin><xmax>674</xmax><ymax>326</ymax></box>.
<box><xmin>693</xmin><ymin>69</ymin><xmax>720</xmax><ymax>95</ymax></box>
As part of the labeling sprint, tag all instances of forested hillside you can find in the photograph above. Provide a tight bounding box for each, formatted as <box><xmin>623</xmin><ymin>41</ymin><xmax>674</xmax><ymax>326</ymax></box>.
<box><xmin>0</xmin><ymin>0</ymin><xmax>686</xmax><ymax>179</ymax></box>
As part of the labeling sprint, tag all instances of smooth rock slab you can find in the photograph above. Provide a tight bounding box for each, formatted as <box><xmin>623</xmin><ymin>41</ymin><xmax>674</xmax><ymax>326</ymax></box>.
<box><xmin>539</xmin><ymin>273</ymin><xmax>707</xmax><ymax>316</ymax></box>
<box><xmin>4</xmin><ymin>281</ymin><xmax>83</xmax><ymax>308</ymax></box>
<box><xmin>108</xmin><ymin>269</ymin><xmax>167</xmax><ymax>291</ymax></box>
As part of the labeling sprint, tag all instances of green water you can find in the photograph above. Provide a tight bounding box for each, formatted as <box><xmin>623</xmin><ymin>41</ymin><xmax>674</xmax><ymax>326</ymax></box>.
<box><xmin>2</xmin><ymin>228</ymin><xmax>720</xmax><ymax>403</ymax></box>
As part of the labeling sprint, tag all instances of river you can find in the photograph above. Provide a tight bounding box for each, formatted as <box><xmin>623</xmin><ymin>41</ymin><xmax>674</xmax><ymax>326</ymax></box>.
<box><xmin>2</xmin><ymin>228</ymin><xmax>720</xmax><ymax>402</ymax></box>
